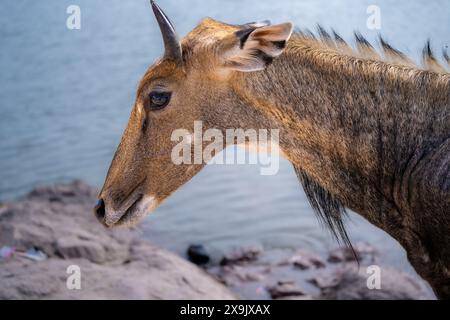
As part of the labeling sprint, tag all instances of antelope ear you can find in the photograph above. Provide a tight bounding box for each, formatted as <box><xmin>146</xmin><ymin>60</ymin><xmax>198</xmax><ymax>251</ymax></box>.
<box><xmin>221</xmin><ymin>22</ymin><xmax>293</xmax><ymax>72</ymax></box>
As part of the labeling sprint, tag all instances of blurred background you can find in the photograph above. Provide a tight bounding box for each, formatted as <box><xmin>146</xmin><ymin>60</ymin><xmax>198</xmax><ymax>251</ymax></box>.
<box><xmin>0</xmin><ymin>0</ymin><xmax>448</xmax><ymax>282</ymax></box>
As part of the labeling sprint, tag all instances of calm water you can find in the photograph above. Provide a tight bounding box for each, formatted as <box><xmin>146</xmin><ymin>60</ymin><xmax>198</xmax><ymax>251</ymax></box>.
<box><xmin>0</xmin><ymin>0</ymin><xmax>448</xmax><ymax>283</ymax></box>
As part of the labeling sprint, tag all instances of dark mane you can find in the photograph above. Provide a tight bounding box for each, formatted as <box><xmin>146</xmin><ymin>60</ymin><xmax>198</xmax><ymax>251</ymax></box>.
<box><xmin>293</xmin><ymin>25</ymin><xmax>450</xmax><ymax>74</ymax></box>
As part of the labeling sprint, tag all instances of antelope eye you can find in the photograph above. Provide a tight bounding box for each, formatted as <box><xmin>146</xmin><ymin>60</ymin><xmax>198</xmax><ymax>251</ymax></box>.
<box><xmin>147</xmin><ymin>91</ymin><xmax>171</xmax><ymax>110</ymax></box>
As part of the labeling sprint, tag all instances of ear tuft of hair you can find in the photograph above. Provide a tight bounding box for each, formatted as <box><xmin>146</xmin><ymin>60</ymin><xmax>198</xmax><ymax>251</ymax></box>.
<box><xmin>257</xmin><ymin>50</ymin><xmax>274</xmax><ymax>66</ymax></box>
<box><xmin>272</xmin><ymin>40</ymin><xmax>287</xmax><ymax>50</ymax></box>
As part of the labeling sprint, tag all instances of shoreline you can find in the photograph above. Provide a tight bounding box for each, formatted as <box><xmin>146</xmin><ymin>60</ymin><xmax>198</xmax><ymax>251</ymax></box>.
<box><xmin>0</xmin><ymin>181</ymin><xmax>434</xmax><ymax>300</ymax></box>
<box><xmin>0</xmin><ymin>181</ymin><xmax>235</xmax><ymax>300</ymax></box>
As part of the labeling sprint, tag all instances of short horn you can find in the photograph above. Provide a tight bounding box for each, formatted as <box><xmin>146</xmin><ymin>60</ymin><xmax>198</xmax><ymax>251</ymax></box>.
<box><xmin>150</xmin><ymin>0</ymin><xmax>182</xmax><ymax>63</ymax></box>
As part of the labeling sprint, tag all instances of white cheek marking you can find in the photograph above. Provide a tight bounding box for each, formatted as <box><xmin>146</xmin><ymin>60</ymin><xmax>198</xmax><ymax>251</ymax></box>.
<box><xmin>140</xmin><ymin>195</ymin><xmax>158</xmax><ymax>212</ymax></box>
<box><xmin>123</xmin><ymin>195</ymin><xmax>159</xmax><ymax>227</ymax></box>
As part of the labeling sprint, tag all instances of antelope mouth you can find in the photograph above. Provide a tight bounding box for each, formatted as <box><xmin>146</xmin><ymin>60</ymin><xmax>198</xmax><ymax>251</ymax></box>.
<box><xmin>114</xmin><ymin>194</ymin><xmax>144</xmax><ymax>226</ymax></box>
<box><xmin>104</xmin><ymin>194</ymin><xmax>159</xmax><ymax>228</ymax></box>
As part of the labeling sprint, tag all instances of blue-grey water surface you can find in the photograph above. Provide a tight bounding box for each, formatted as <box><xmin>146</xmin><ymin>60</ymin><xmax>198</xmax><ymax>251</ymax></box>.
<box><xmin>0</xmin><ymin>0</ymin><xmax>448</xmax><ymax>290</ymax></box>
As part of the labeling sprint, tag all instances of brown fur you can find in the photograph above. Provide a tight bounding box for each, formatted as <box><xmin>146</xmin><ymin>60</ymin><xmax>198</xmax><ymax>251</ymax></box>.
<box><xmin>99</xmin><ymin>15</ymin><xmax>450</xmax><ymax>298</ymax></box>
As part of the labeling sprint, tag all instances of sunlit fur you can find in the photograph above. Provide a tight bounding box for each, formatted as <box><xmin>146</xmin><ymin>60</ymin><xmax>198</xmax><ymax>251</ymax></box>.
<box><xmin>99</xmin><ymin>17</ymin><xmax>450</xmax><ymax>298</ymax></box>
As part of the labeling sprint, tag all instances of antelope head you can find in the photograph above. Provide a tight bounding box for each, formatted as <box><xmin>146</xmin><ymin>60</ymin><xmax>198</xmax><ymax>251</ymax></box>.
<box><xmin>95</xmin><ymin>0</ymin><xmax>293</xmax><ymax>227</ymax></box>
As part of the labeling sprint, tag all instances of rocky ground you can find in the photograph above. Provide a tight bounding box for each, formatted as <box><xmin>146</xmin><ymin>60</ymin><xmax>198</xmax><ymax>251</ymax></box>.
<box><xmin>0</xmin><ymin>181</ymin><xmax>235</xmax><ymax>299</ymax></box>
<box><xmin>204</xmin><ymin>244</ymin><xmax>433</xmax><ymax>299</ymax></box>
<box><xmin>0</xmin><ymin>181</ymin><xmax>434</xmax><ymax>300</ymax></box>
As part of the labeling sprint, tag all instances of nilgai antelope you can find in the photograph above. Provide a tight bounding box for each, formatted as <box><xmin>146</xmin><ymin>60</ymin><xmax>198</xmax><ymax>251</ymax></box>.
<box><xmin>96</xmin><ymin>1</ymin><xmax>450</xmax><ymax>298</ymax></box>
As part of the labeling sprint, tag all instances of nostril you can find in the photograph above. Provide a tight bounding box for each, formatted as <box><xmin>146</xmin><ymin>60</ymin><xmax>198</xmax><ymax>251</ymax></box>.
<box><xmin>94</xmin><ymin>199</ymin><xmax>105</xmax><ymax>221</ymax></box>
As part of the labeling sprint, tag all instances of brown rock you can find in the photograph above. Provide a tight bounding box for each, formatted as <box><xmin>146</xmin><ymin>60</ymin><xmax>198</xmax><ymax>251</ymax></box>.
<box><xmin>314</xmin><ymin>266</ymin><xmax>429</xmax><ymax>300</ymax></box>
<box><xmin>220</xmin><ymin>246</ymin><xmax>263</xmax><ymax>266</ymax></box>
<box><xmin>327</xmin><ymin>242</ymin><xmax>377</xmax><ymax>263</ymax></box>
<box><xmin>282</xmin><ymin>249</ymin><xmax>326</xmax><ymax>270</ymax></box>
<box><xmin>267</xmin><ymin>280</ymin><xmax>305</xmax><ymax>299</ymax></box>
<box><xmin>215</xmin><ymin>265</ymin><xmax>266</xmax><ymax>286</ymax></box>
